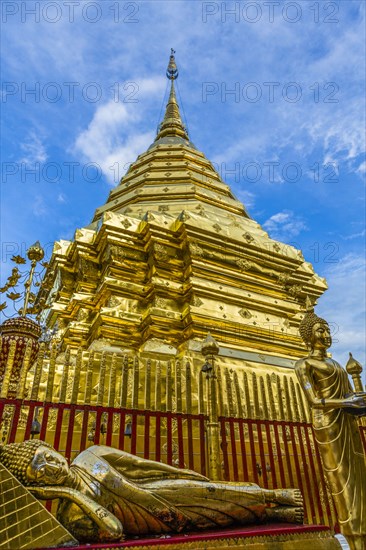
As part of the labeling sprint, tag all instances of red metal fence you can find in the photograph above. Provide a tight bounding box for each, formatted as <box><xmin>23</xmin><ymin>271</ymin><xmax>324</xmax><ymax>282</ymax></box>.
<box><xmin>1</xmin><ymin>398</ymin><xmax>365</xmax><ymax>531</ymax></box>
<box><xmin>0</xmin><ymin>399</ymin><xmax>207</xmax><ymax>476</ymax></box>
<box><xmin>219</xmin><ymin>416</ymin><xmax>339</xmax><ymax>527</ymax></box>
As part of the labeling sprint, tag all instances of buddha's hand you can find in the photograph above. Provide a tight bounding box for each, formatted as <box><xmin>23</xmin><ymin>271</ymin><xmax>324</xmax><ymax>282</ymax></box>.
<box><xmin>31</xmin><ymin>485</ymin><xmax>124</xmax><ymax>542</ymax></box>
<box><xmin>344</xmin><ymin>393</ymin><xmax>366</xmax><ymax>408</ymax></box>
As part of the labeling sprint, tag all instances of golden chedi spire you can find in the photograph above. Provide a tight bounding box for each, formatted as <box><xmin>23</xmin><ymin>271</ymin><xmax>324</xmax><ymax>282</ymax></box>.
<box><xmin>37</xmin><ymin>51</ymin><xmax>328</xmax><ymax>360</ymax></box>
<box><xmin>91</xmin><ymin>48</ymin><xmax>249</xmax><ymax>221</ymax></box>
<box><xmin>155</xmin><ymin>49</ymin><xmax>189</xmax><ymax>142</ymax></box>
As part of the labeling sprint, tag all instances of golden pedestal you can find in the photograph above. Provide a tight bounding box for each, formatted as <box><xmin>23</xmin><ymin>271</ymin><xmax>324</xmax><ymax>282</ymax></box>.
<box><xmin>42</xmin><ymin>525</ymin><xmax>341</xmax><ymax>550</ymax></box>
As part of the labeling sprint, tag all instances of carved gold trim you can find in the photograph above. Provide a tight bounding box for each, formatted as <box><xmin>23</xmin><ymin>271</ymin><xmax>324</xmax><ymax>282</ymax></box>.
<box><xmin>94</xmin><ymin>530</ymin><xmax>340</xmax><ymax>550</ymax></box>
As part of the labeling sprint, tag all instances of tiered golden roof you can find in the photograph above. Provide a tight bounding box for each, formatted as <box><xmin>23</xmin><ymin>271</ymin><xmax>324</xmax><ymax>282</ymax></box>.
<box><xmin>37</xmin><ymin>52</ymin><xmax>327</xmax><ymax>365</ymax></box>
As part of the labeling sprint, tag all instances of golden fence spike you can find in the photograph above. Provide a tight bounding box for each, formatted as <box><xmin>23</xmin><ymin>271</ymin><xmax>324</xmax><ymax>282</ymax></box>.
<box><xmin>120</xmin><ymin>355</ymin><xmax>129</xmax><ymax>408</ymax></box>
<box><xmin>243</xmin><ymin>371</ymin><xmax>252</xmax><ymax>418</ymax></box>
<box><xmin>290</xmin><ymin>378</ymin><xmax>301</xmax><ymax>422</ymax></box>
<box><xmin>225</xmin><ymin>368</ymin><xmax>235</xmax><ymax>417</ymax></box>
<box><xmin>132</xmin><ymin>356</ymin><xmax>139</xmax><ymax>409</ymax></box>
<box><xmin>266</xmin><ymin>373</ymin><xmax>277</xmax><ymax>420</ymax></box>
<box><xmin>233</xmin><ymin>371</ymin><xmax>243</xmax><ymax>418</ymax></box>
<box><xmin>145</xmin><ymin>359</ymin><xmax>151</xmax><ymax>410</ymax></box>
<box><xmin>295</xmin><ymin>381</ymin><xmax>308</xmax><ymax>422</ymax></box>
<box><xmin>252</xmin><ymin>371</ymin><xmax>260</xmax><ymax>419</ymax></box>
<box><xmin>283</xmin><ymin>377</ymin><xmax>293</xmax><ymax>422</ymax></box>
<box><xmin>198</xmin><ymin>369</ymin><xmax>205</xmax><ymax>415</ymax></box>
<box><xmin>108</xmin><ymin>353</ymin><xmax>117</xmax><ymax>407</ymax></box>
<box><xmin>71</xmin><ymin>348</ymin><xmax>83</xmax><ymax>404</ymax></box>
<box><xmin>155</xmin><ymin>361</ymin><xmax>162</xmax><ymax>411</ymax></box>
<box><xmin>260</xmin><ymin>376</ymin><xmax>269</xmax><ymax>420</ymax></box>
<box><xmin>84</xmin><ymin>351</ymin><xmax>94</xmax><ymax>405</ymax></box>
<box><xmin>216</xmin><ymin>364</ymin><xmax>224</xmax><ymax>417</ymax></box>
<box><xmin>185</xmin><ymin>360</ymin><xmax>192</xmax><ymax>414</ymax></box>
<box><xmin>59</xmin><ymin>348</ymin><xmax>71</xmax><ymax>403</ymax></box>
<box><xmin>276</xmin><ymin>375</ymin><xmax>285</xmax><ymax>420</ymax></box>
<box><xmin>30</xmin><ymin>342</ymin><xmax>45</xmax><ymax>401</ymax></box>
<box><xmin>175</xmin><ymin>360</ymin><xmax>182</xmax><ymax>413</ymax></box>
<box><xmin>96</xmin><ymin>352</ymin><xmax>107</xmax><ymax>406</ymax></box>
<box><xmin>45</xmin><ymin>339</ymin><xmax>58</xmax><ymax>402</ymax></box>
<box><xmin>166</xmin><ymin>360</ymin><xmax>172</xmax><ymax>411</ymax></box>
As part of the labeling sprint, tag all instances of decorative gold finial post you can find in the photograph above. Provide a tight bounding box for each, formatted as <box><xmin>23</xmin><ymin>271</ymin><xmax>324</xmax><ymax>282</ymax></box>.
<box><xmin>155</xmin><ymin>50</ymin><xmax>188</xmax><ymax>142</ymax></box>
<box><xmin>166</xmin><ymin>48</ymin><xmax>178</xmax><ymax>80</ymax></box>
<box><xmin>201</xmin><ymin>332</ymin><xmax>221</xmax><ymax>481</ymax></box>
<box><xmin>346</xmin><ymin>353</ymin><xmax>365</xmax><ymax>393</ymax></box>
<box><xmin>22</xmin><ymin>241</ymin><xmax>44</xmax><ymax>317</ymax></box>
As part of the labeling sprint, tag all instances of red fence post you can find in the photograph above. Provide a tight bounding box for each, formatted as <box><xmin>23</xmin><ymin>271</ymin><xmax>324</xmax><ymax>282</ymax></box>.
<box><xmin>9</xmin><ymin>401</ymin><xmax>21</xmax><ymax>443</ymax></box>
<box><xmin>220</xmin><ymin>418</ymin><xmax>229</xmax><ymax>481</ymax></box>
<box><xmin>80</xmin><ymin>407</ymin><xmax>90</xmax><ymax>452</ymax></box>
<box><xmin>39</xmin><ymin>404</ymin><xmax>50</xmax><ymax>442</ymax></box>
<box><xmin>187</xmin><ymin>416</ymin><xmax>194</xmax><ymax>470</ymax></box>
<box><xmin>144</xmin><ymin>413</ymin><xmax>150</xmax><ymax>459</ymax></box>
<box><xmin>155</xmin><ymin>413</ymin><xmax>161</xmax><ymax>463</ymax></box>
<box><xmin>238</xmin><ymin>420</ymin><xmax>249</xmax><ymax>481</ymax></box>
<box><xmin>53</xmin><ymin>406</ymin><xmax>64</xmax><ymax>452</ymax></box>
<box><xmin>177</xmin><ymin>415</ymin><xmax>184</xmax><ymax>468</ymax></box>
<box><xmin>24</xmin><ymin>402</ymin><xmax>36</xmax><ymax>441</ymax></box>
<box><xmin>272</xmin><ymin>421</ymin><xmax>286</xmax><ymax>488</ymax></box>
<box><xmin>229</xmin><ymin>419</ymin><xmax>239</xmax><ymax>481</ymax></box>
<box><xmin>263</xmin><ymin>421</ymin><xmax>277</xmax><ymax>488</ymax></box>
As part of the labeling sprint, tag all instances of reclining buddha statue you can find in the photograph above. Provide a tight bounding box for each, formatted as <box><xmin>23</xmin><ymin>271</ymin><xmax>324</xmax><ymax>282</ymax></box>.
<box><xmin>0</xmin><ymin>440</ymin><xmax>304</xmax><ymax>543</ymax></box>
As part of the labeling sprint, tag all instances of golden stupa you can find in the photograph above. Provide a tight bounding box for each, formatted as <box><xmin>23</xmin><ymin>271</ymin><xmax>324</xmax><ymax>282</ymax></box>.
<box><xmin>36</xmin><ymin>50</ymin><xmax>327</xmax><ymax>414</ymax></box>
<box><xmin>2</xmin><ymin>51</ymin><xmax>361</xmax><ymax>549</ymax></box>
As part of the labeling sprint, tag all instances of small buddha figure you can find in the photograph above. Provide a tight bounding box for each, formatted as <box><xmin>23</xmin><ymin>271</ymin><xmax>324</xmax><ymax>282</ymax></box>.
<box><xmin>295</xmin><ymin>309</ymin><xmax>366</xmax><ymax>550</ymax></box>
<box><xmin>0</xmin><ymin>439</ymin><xmax>304</xmax><ymax>543</ymax></box>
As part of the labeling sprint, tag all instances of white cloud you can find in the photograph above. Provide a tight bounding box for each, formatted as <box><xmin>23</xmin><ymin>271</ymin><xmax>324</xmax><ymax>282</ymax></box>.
<box><xmin>317</xmin><ymin>254</ymin><xmax>366</xmax><ymax>379</ymax></box>
<box><xmin>357</xmin><ymin>161</ymin><xmax>366</xmax><ymax>175</ymax></box>
<box><xmin>233</xmin><ymin>189</ymin><xmax>256</xmax><ymax>211</ymax></box>
<box><xmin>74</xmin><ymin>77</ymin><xmax>166</xmax><ymax>184</ymax></box>
<box><xmin>302</xmin><ymin>97</ymin><xmax>365</xmax><ymax>169</ymax></box>
<box><xmin>210</xmin><ymin>6</ymin><xmax>366</xmax><ymax>176</ymax></box>
<box><xmin>74</xmin><ymin>102</ymin><xmax>154</xmax><ymax>184</ymax></box>
<box><xmin>343</xmin><ymin>229</ymin><xmax>366</xmax><ymax>240</ymax></box>
<box><xmin>19</xmin><ymin>132</ymin><xmax>47</xmax><ymax>166</ymax></box>
<box><xmin>263</xmin><ymin>210</ymin><xmax>307</xmax><ymax>241</ymax></box>
<box><xmin>57</xmin><ymin>193</ymin><xmax>67</xmax><ymax>204</ymax></box>
<box><xmin>32</xmin><ymin>195</ymin><xmax>47</xmax><ymax>217</ymax></box>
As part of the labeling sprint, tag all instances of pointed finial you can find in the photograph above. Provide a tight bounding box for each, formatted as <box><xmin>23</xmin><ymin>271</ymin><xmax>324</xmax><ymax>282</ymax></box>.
<box><xmin>155</xmin><ymin>50</ymin><xmax>188</xmax><ymax>141</ymax></box>
<box><xmin>346</xmin><ymin>353</ymin><xmax>364</xmax><ymax>393</ymax></box>
<box><xmin>201</xmin><ymin>332</ymin><xmax>220</xmax><ymax>357</ymax></box>
<box><xmin>27</xmin><ymin>241</ymin><xmax>44</xmax><ymax>263</ymax></box>
<box><xmin>166</xmin><ymin>48</ymin><xmax>178</xmax><ymax>80</ymax></box>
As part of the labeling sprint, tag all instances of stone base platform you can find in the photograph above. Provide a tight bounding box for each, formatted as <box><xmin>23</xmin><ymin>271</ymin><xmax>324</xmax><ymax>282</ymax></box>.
<box><xmin>45</xmin><ymin>524</ymin><xmax>341</xmax><ymax>550</ymax></box>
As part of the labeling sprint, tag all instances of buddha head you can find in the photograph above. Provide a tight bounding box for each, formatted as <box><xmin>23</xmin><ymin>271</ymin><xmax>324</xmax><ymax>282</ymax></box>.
<box><xmin>0</xmin><ymin>439</ymin><xmax>69</xmax><ymax>486</ymax></box>
<box><xmin>299</xmin><ymin>311</ymin><xmax>331</xmax><ymax>352</ymax></box>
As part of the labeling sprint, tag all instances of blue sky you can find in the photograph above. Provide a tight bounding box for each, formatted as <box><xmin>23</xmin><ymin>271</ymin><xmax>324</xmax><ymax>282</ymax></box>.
<box><xmin>1</xmin><ymin>1</ymin><xmax>365</xmax><ymax>373</ymax></box>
